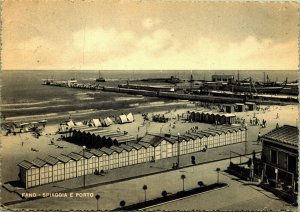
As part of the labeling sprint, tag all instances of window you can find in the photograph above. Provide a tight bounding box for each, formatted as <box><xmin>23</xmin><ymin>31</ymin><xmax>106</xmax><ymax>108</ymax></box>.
<box><xmin>270</xmin><ymin>149</ymin><xmax>278</xmax><ymax>164</ymax></box>
<box><xmin>77</xmin><ymin>159</ymin><xmax>84</xmax><ymax>176</ymax></box>
<box><xmin>27</xmin><ymin>168</ymin><xmax>40</xmax><ymax>188</ymax></box>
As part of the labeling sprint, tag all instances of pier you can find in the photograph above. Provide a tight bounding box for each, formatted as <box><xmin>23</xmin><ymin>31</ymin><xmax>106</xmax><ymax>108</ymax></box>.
<box><xmin>42</xmin><ymin>80</ymin><xmax>298</xmax><ymax>105</ymax></box>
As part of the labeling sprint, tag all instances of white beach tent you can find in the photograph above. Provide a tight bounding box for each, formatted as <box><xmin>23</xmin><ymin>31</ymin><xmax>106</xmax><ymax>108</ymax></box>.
<box><xmin>103</xmin><ymin>117</ymin><xmax>113</xmax><ymax>126</ymax></box>
<box><xmin>126</xmin><ymin>113</ymin><xmax>134</xmax><ymax>122</ymax></box>
<box><xmin>75</xmin><ymin>122</ymin><xmax>84</xmax><ymax>126</ymax></box>
<box><xmin>92</xmin><ymin>119</ymin><xmax>102</xmax><ymax>127</ymax></box>
<box><xmin>118</xmin><ymin>114</ymin><xmax>129</xmax><ymax>124</ymax></box>
<box><xmin>66</xmin><ymin>120</ymin><xmax>75</xmax><ymax>127</ymax></box>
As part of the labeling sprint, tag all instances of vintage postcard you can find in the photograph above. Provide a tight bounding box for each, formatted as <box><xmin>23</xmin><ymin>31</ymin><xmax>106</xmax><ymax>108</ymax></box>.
<box><xmin>1</xmin><ymin>0</ymin><xmax>299</xmax><ymax>211</ymax></box>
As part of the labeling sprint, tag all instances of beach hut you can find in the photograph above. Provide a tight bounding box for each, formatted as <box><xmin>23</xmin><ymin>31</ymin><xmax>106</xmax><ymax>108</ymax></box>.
<box><xmin>198</xmin><ymin>131</ymin><xmax>214</xmax><ymax>148</ymax></box>
<box><xmin>32</xmin><ymin>158</ymin><xmax>53</xmax><ymax>185</ymax></box>
<box><xmin>224</xmin><ymin>104</ymin><xmax>235</xmax><ymax>113</ymax></box>
<box><xmin>126</xmin><ymin>113</ymin><xmax>134</xmax><ymax>122</ymax></box>
<box><xmin>184</xmin><ymin>134</ymin><xmax>198</xmax><ymax>153</ymax></box>
<box><xmin>235</xmin><ymin>103</ymin><xmax>246</xmax><ymax>112</ymax></box>
<box><xmin>120</xmin><ymin>144</ymin><xmax>137</xmax><ymax>165</ymax></box>
<box><xmin>57</xmin><ymin>154</ymin><xmax>76</xmax><ymax>180</ymax></box>
<box><xmin>127</xmin><ymin>142</ymin><xmax>143</xmax><ymax>163</ymax></box>
<box><xmin>89</xmin><ymin>149</ymin><xmax>105</xmax><ymax>171</ymax></box>
<box><xmin>139</xmin><ymin>134</ymin><xmax>166</xmax><ymax>160</ymax></box>
<box><xmin>195</xmin><ymin>111</ymin><xmax>202</xmax><ymax>122</ymax></box>
<box><xmin>207</xmin><ymin>129</ymin><xmax>225</xmax><ymax>147</ymax></box>
<box><xmin>188</xmin><ymin>133</ymin><xmax>202</xmax><ymax>152</ymax></box>
<box><xmin>163</xmin><ymin>136</ymin><xmax>176</xmax><ymax>158</ymax></box>
<box><xmin>79</xmin><ymin>150</ymin><xmax>98</xmax><ymax>175</ymax></box>
<box><xmin>44</xmin><ymin>155</ymin><xmax>65</xmax><ymax>182</ymax></box>
<box><xmin>138</xmin><ymin>141</ymin><xmax>154</xmax><ymax>162</ymax></box>
<box><xmin>75</xmin><ymin>121</ymin><xmax>84</xmax><ymax>126</ymax></box>
<box><xmin>68</xmin><ymin>152</ymin><xmax>85</xmax><ymax>177</ymax></box>
<box><xmin>18</xmin><ymin>160</ymin><xmax>40</xmax><ymax>188</ymax></box>
<box><xmin>245</xmin><ymin>102</ymin><xmax>256</xmax><ymax>111</ymax></box>
<box><xmin>100</xmin><ymin>147</ymin><xmax>118</xmax><ymax>169</ymax></box>
<box><xmin>223</xmin><ymin>113</ymin><xmax>236</xmax><ymax>125</ymax></box>
<box><xmin>111</xmin><ymin>146</ymin><xmax>128</xmax><ymax>167</ymax></box>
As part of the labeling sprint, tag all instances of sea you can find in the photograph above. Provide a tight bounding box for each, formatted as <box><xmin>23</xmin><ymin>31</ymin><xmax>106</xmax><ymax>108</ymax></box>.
<box><xmin>1</xmin><ymin>69</ymin><xmax>298</xmax><ymax>119</ymax></box>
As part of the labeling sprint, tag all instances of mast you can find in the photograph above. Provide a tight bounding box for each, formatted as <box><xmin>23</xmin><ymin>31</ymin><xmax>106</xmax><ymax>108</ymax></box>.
<box><xmin>263</xmin><ymin>72</ymin><xmax>266</xmax><ymax>85</ymax></box>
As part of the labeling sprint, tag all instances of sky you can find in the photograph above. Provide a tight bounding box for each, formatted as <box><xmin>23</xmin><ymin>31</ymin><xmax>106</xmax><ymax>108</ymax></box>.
<box><xmin>2</xmin><ymin>0</ymin><xmax>299</xmax><ymax>70</ymax></box>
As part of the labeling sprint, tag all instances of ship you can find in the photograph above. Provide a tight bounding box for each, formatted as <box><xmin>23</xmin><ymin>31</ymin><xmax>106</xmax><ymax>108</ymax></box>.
<box><xmin>96</xmin><ymin>71</ymin><xmax>106</xmax><ymax>82</ymax></box>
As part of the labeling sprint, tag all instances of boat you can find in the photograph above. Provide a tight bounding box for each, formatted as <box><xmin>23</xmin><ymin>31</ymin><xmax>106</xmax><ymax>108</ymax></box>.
<box><xmin>96</xmin><ymin>71</ymin><xmax>106</xmax><ymax>82</ymax></box>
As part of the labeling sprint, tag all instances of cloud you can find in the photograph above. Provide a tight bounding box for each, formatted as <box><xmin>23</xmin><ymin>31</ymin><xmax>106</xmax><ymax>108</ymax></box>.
<box><xmin>141</xmin><ymin>18</ymin><xmax>161</xmax><ymax>30</ymax></box>
<box><xmin>3</xmin><ymin>28</ymin><xmax>298</xmax><ymax>70</ymax></box>
<box><xmin>137</xmin><ymin>29</ymin><xmax>180</xmax><ymax>56</ymax></box>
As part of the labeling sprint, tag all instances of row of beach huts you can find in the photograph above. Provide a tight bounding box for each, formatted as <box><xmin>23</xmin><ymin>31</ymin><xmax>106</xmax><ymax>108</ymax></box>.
<box><xmin>18</xmin><ymin>125</ymin><xmax>247</xmax><ymax>188</ymax></box>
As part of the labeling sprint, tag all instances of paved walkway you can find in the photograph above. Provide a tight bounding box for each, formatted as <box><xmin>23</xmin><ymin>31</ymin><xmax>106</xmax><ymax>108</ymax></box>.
<box><xmin>2</xmin><ymin>140</ymin><xmax>261</xmax><ymax>205</ymax></box>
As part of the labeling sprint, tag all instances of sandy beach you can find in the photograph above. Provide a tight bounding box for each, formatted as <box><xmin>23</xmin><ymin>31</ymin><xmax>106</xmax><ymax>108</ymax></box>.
<box><xmin>1</xmin><ymin>103</ymin><xmax>298</xmax><ymax>186</ymax></box>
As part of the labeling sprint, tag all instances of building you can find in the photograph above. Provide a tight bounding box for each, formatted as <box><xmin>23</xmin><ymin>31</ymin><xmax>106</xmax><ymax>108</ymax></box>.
<box><xmin>261</xmin><ymin>125</ymin><xmax>298</xmax><ymax>195</ymax></box>
<box><xmin>18</xmin><ymin>126</ymin><xmax>247</xmax><ymax>188</ymax></box>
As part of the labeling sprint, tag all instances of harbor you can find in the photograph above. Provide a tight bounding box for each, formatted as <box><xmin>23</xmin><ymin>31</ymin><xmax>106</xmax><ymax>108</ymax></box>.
<box><xmin>41</xmin><ymin>73</ymin><xmax>298</xmax><ymax>105</ymax></box>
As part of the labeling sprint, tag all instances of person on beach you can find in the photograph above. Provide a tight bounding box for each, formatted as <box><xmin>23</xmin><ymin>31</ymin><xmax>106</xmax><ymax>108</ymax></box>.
<box><xmin>257</xmin><ymin>132</ymin><xmax>261</xmax><ymax>144</ymax></box>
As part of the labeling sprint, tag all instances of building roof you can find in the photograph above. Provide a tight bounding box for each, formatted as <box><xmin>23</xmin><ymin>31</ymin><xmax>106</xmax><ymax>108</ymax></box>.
<box><xmin>110</xmin><ymin>146</ymin><xmax>124</xmax><ymax>153</ymax></box>
<box><xmin>120</xmin><ymin>144</ymin><xmax>134</xmax><ymax>151</ymax></box>
<box><xmin>127</xmin><ymin>142</ymin><xmax>142</xmax><ymax>150</ymax></box>
<box><xmin>262</xmin><ymin>125</ymin><xmax>298</xmax><ymax>147</ymax></box>
<box><xmin>138</xmin><ymin>141</ymin><xmax>151</xmax><ymax>148</ymax></box>
<box><xmin>44</xmin><ymin>155</ymin><xmax>59</xmax><ymax>165</ymax></box>
<box><xmin>100</xmin><ymin>147</ymin><xmax>115</xmax><ymax>155</ymax></box>
<box><xmin>140</xmin><ymin>134</ymin><xmax>164</xmax><ymax>147</ymax></box>
<box><xmin>18</xmin><ymin>160</ymin><xmax>35</xmax><ymax>170</ymax></box>
<box><xmin>68</xmin><ymin>152</ymin><xmax>83</xmax><ymax>161</ymax></box>
<box><xmin>32</xmin><ymin>158</ymin><xmax>47</xmax><ymax>167</ymax></box>
<box><xmin>78</xmin><ymin>150</ymin><xmax>94</xmax><ymax>159</ymax></box>
<box><xmin>89</xmin><ymin>149</ymin><xmax>105</xmax><ymax>157</ymax></box>
<box><xmin>57</xmin><ymin>154</ymin><xmax>72</xmax><ymax>163</ymax></box>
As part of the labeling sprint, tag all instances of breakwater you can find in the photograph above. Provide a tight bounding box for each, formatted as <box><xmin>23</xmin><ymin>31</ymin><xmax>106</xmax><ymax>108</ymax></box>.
<box><xmin>42</xmin><ymin>81</ymin><xmax>298</xmax><ymax>104</ymax></box>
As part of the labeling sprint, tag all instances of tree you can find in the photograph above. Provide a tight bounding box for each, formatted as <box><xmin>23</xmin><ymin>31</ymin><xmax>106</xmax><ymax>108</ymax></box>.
<box><xmin>216</xmin><ymin>168</ymin><xmax>221</xmax><ymax>184</ymax></box>
<box><xmin>191</xmin><ymin>156</ymin><xmax>196</xmax><ymax>165</ymax></box>
<box><xmin>95</xmin><ymin>194</ymin><xmax>100</xmax><ymax>210</ymax></box>
<box><xmin>198</xmin><ymin>181</ymin><xmax>204</xmax><ymax>187</ymax></box>
<box><xmin>161</xmin><ymin>190</ymin><xmax>168</xmax><ymax>197</ymax></box>
<box><xmin>142</xmin><ymin>185</ymin><xmax>148</xmax><ymax>201</ymax></box>
<box><xmin>181</xmin><ymin>174</ymin><xmax>186</xmax><ymax>191</ymax></box>
<box><xmin>120</xmin><ymin>200</ymin><xmax>126</xmax><ymax>208</ymax></box>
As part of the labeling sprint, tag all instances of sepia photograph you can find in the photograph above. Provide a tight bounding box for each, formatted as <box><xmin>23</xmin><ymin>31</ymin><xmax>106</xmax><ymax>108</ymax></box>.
<box><xmin>1</xmin><ymin>0</ymin><xmax>299</xmax><ymax>211</ymax></box>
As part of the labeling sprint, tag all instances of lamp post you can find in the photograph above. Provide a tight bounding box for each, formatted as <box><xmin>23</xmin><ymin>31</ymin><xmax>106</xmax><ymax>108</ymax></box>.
<box><xmin>95</xmin><ymin>194</ymin><xmax>100</xmax><ymax>210</ymax></box>
<box><xmin>216</xmin><ymin>168</ymin><xmax>220</xmax><ymax>184</ymax></box>
<box><xmin>83</xmin><ymin>145</ymin><xmax>86</xmax><ymax>188</ymax></box>
<box><xmin>177</xmin><ymin>133</ymin><xmax>180</xmax><ymax>168</ymax></box>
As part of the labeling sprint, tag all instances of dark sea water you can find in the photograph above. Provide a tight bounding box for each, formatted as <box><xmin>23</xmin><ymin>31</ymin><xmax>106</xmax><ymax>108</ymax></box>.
<box><xmin>1</xmin><ymin>69</ymin><xmax>298</xmax><ymax>118</ymax></box>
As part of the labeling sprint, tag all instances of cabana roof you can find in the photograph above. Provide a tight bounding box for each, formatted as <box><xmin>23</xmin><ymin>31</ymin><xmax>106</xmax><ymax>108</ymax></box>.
<box><xmin>100</xmin><ymin>147</ymin><xmax>115</xmax><ymax>155</ymax></box>
<box><xmin>18</xmin><ymin>160</ymin><xmax>35</xmax><ymax>170</ymax></box>
<box><xmin>78</xmin><ymin>150</ymin><xmax>94</xmax><ymax>159</ymax></box>
<box><xmin>110</xmin><ymin>146</ymin><xmax>124</xmax><ymax>153</ymax></box>
<box><xmin>138</xmin><ymin>141</ymin><xmax>151</xmax><ymax>148</ymax></box>
<box><xmin>32</xmin><ymin>158</ymin><xmax>47</xmax><ymax>167</ymax></box>
<box><xmin>44</xmin><ymin>155</ymin><xmax>59</xmax><ymax>165</ymax></box>
<box><xmin>120</xmin><ymin>144</ymin><xmax>134</xmax><ymax>151</ymax></box>
<box><xmin>127</xmin><ymin>142</ymin><xmax>142</xmax><ymax>150</ymax></box>
<box><xmin>57</xmin><ymin>154</ymin><xmax>72</xmax><ymax>163</ymax></box>
<box><xmin>68</xmin><ymin>152</ymin><xmax>83</xmax><ymax>161</ymax></box>
<box><xmin>89</xmin><ymin>149</ymin><xmax>105</xmax><ymax>157</ymax></box>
